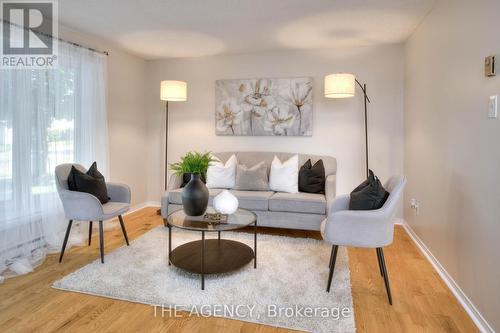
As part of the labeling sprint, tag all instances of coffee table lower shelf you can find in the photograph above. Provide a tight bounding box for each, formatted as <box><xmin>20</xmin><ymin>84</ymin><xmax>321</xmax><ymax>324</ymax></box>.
<box><xmin>169</xmin><ymin>239</ymin><xmax>254</xmax><ymax>274</ymax></box>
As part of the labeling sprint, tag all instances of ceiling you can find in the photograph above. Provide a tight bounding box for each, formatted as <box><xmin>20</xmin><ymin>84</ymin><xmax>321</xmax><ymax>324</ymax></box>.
<box><xmin>59</xmin><ymin>0</ymin><xmax>437</xmax><ymax>60</ymax></box>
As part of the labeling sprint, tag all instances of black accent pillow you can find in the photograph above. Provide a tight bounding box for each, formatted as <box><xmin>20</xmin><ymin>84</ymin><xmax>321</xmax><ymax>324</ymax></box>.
<box><xmin>67</xmin><ymin>162</ymin><xmax>109</xmax><ymax>204</ymax></box>
<box><xmin>87</xmin><ymin>161</ymin><xmax>105</xmax><ymax>180</ymax></box>
<box><xmin>349</xmin><ymin>170</ymin><xmax>390</xmax><ymax>210</ymax></box>
<box><xmin>299</xmin><ymin>159</ymin><xmax>326</xmax><ymax>194</ymax></box>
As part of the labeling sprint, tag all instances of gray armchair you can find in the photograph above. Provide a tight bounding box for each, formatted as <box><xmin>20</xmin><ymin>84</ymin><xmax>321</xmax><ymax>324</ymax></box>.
<box><xmin>55</xmin><ymin>164</ymin><xmax>131</xmax><ymax>263</ymax></box>
<box><xmin>321</xmin><ymin>175</ymin><xmax>406</xmax><ymax>304</ymax></box>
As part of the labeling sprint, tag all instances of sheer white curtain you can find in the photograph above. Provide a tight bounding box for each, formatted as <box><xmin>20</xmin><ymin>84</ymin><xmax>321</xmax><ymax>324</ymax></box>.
<box><xmin>0</xmin><ymin>32</ymin><xmax>108</xmax><ymax>281</ymax></box>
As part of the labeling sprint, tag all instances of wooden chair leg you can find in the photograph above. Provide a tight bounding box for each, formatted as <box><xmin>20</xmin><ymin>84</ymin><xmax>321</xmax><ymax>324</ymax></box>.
<box><xmin>99</xmin><ymin>221</ymin><xmax>104</xmax><ymax>263</ymax></box>
<box><xmin>118</xmin><ymin>215</ymin><xmax>130</xmax><ymax>246</ymax></box>
<box><xmin>88</xmin><ymin>221</ymin><xmax>93</xmax><ymax>246</ymax></box>
<box><xmin>326</xmin><ymin>245</ymin><xmax>338</xmax><ymax>292</ymax></box>
<box><xmin>377</xmin><ymin>247</ymin><xmax>393</xmax><ymax>305</ymax></box>
<box><xmin>59</xmin><ymin>220</ymin><xmax>73</xmax><ymax>263</ymax></box>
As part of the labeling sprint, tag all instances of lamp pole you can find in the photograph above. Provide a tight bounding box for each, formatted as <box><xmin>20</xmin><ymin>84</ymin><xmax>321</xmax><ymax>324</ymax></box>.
<box><xmin>164</xmin><ymin>101</ymin><xmax>169</xmax><ymax>190</ymax></box>
<box><xmin>355</xmin><ymin>79</ymin><xmax>371</xmax><ymax>179</ymax></box>
<box><xmin>160</xmin><ymin>80</ymin><xmax>187</xmax><ymax>192</ymax></box>
<box><xmin>159</xmin><ymin>80</ymin><xmax>187</xmax><ymax>216</ymax></box>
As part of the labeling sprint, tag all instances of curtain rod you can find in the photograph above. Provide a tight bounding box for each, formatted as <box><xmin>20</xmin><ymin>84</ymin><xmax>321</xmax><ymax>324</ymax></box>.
<box><xmin>1</xmin><ymin>19</ymin><xmax>109</xmax><ymax>56</ymax></box>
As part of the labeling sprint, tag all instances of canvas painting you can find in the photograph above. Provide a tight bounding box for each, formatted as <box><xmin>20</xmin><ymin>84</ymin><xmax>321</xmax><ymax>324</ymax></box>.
<box><xmin>215</xmin><ymin>77</ymin><xmax>313</xmax><ymax>136</ymax></box>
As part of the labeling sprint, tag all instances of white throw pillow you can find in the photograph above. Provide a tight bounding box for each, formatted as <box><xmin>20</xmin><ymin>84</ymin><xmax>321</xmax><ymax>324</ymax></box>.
<box><xmin>206</xmin><ymin>154</ymin><xmax>237</xmax><ymax>189</ymax></box>
<box><xmin>269</xmin><ymin>155</ymin><xmax>299</xmax><ymax>193</ymax></box>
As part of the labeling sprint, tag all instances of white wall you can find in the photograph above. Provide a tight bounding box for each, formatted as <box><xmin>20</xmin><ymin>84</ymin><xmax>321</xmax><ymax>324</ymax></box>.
<box><xmin>404</xmin><ymin>0</ymin><xmax>500</xmax><ymax>330</ymax></box>
<box><xmin>58</xmin><ymin>26</ymin><xmax>148</xmax><ymax>206</ymax></box>
<box><xmin>145</xmin><ymin>45</ymin><xmax>405</xmax><ymax>203</ymax></box>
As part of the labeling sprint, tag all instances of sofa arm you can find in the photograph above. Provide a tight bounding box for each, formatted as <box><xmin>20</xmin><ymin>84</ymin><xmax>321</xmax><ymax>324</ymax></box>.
<box><xmin>325</xmin><ymin>174</ymin><xmax>337</xmax><ymax>214</ymax></box>
<box><xmin>161</xmin><ymin>174</ymin><xmax>182</xmax><ymax>218</ymax></box>
<box><xmin>106</xmin><ymin>182</ymin><xmax>131</xmax><ymax>203</ymax></box>
<box><xmin>167</xmin><ymin>173</ymin><xmax>183</xmax><ymax>191</ymax></box>
<box><xmin>161</xmin><ymin>192</ymin><xmax>170</xmax><ymax>218</ymax></box>
<box><xmin>58</xmin><ymin>189</ymin><xmax>103</xmax><ymax>221</ymax></box>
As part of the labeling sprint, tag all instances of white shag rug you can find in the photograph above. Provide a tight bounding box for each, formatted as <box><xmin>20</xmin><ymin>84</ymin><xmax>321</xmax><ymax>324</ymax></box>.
<box><xmin>53</xmin><ymin>227</ymin><xmax>355</xmax><ymax>333</ymax></box>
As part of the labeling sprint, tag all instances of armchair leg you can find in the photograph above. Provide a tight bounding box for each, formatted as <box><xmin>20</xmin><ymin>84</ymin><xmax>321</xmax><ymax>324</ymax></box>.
<box><xmin>118</xmin><ymin>215</ymin><xmax>130</xmax><ymax>246</ymax></box>
<box><xmin>326</xmin><ymin>245</ymin><xmax>338</xmax><ymax>292</ymax></box>
<box><xmin>329</xmin><ymin>245</ymin><xmax>335</xmax><ymax>268</ymax></box>
<box><xmin>88</xmin><ymin>221</ymin><xmax>93</xmax><ymax>246</ymax></box>
<box><xmin>376</xmin><ymin>248</ymin><xmax>383</xmax><ymax>276</ymax></box>
<box><xmin>59</xmin><ymin>220</ymin><xmax>73</xmax><ymax>263</ymax></box>
<box><xmin>99</xmin><ymin>221</ymin><xmax>104</xmax><ymax>263</ymax></box>
<box><xmin>377</xmin><ymin>247</ymin><xmax>393</xmax><ymax>305</ymax></box>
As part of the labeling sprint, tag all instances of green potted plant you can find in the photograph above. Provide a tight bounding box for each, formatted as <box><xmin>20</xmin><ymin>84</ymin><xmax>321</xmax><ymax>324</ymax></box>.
<box><xmin>169</xmin><ymin>151</ymin><xmax>215</xmax><ymax>216</ymax></box>
<box><xmin>169</xmin><ymin>151</ymin><xmax>214</xmax><ymax>186</ymax></box>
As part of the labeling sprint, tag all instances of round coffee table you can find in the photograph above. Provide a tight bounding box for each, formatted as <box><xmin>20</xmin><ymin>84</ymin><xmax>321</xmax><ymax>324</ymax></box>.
<box><xmin>166</xmin><ymin>207</ymin><xmax>257</xmax><ymax>290</ymax></box>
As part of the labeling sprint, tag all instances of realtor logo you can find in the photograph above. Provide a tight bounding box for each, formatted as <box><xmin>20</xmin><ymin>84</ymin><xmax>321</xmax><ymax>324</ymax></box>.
<box><xmin>1</xmin><ymin>0</ymin><xmax>58</xmax><ymax>68</ymax></box>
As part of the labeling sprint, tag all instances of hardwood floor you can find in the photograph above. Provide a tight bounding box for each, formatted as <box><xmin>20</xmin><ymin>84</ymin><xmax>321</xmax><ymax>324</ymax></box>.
<box><xmin>0</xmin><ymin>207</ymin><xmax>478</xmax><ymax>332</ymax></box>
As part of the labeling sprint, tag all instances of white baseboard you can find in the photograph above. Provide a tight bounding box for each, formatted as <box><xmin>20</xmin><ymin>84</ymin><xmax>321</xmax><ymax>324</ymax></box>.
<box><xmin>125</xmin><ymin>201</ymin><xmax>160</xmax><ymax>215</ymax></box>
<box><xmin>400</xmin><ymin>220</ymin><xmax>494</xmax><ymax>333</ymax></box>
<box><xmin>394</xmin><ymin>217</ymin><xmax>405</xmax><ymax>225</ymax></box>
<box><xmin>105</xmin><ymin>202</ymin><xmax>160</xmax><ymax>223</ymax></box>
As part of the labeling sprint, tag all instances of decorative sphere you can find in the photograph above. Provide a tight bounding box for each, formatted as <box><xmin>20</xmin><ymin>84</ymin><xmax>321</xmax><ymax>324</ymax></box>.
<box><xmin>213</xmin><ymin>190</ymin><xmax>239</xmax><ymax>215</ymax></box>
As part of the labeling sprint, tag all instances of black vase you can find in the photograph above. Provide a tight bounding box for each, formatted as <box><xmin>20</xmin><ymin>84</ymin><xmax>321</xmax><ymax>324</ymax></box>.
<box><xmin>182</xmin><ymin>173</ymin><xmax>209</xmax><ymax>216</ymax></box>
<box><xmin>181</xmin><ymin>172</ymin><xmax>206</xmax><ymax>187</ymax></box>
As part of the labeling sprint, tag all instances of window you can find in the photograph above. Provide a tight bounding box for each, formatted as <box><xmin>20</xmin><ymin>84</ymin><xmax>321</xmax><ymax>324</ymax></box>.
<box><xmin>0</xmin><ymin>35</ymin><xmax>108</xmax><ymax>279</ymax></box>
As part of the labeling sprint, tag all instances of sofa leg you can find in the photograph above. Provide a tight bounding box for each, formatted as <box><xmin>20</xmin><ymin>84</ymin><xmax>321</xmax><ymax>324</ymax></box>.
<box><xmin>377</xmin><ymin>247</ymin><xmax>392</xmax><ymax>305</ymax></box>
<box><xmin>118</xmin><ymin>215</ymin><xmax>130</xmax><ymax>246</ymax></box>
<box><xmin>326</xmin><ymin>245</ymin><xmax>338</xmax><ymax>292</ymax></box>
<box><xmin>59</xmin><ymin>220</ymin><xmax>73</xmax><ymax>263</ymax></box>
<box><xmin>99</xmin><ymin>221</ymin><xmax>104</xmax><ymax>263</ymax></box>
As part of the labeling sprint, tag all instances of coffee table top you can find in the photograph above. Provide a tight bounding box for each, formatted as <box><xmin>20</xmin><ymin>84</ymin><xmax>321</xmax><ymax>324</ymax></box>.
<box><xmin>166</xmin><ymin>207</ymin><xmax>256</xmax><ymax>232</ymax></box>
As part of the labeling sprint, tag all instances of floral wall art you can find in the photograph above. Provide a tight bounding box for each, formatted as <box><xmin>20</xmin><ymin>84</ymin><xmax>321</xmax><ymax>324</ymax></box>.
<box><xmin>215</xmin><ymin>78</ymin><xmax>313</xmax><ymax>136</ymax></box>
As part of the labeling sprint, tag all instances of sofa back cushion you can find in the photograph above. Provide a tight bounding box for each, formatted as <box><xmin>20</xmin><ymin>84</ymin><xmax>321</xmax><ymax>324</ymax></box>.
<box><xmin>213</xmin><ymin>152</ymin><xmax>337</xmax><ymax>178</ymax></box>
<box><xmin>234</xmin><ymin>161</ymin><xmax>269</xmax><ymax>191</ymax></box>
<box><xmin>206</xmin><ymin>154</ymin><xmax>237</xmax><ymax>189</ymax></box>
<box><xmin>269</xmin><ymin>155</ymin><xmax>299</xmax><ymax>193</ymax></box>
<box><xmin>299</xmin><ymin>159</ymin><xmax>326</xmax><ymax>194</ymax></box>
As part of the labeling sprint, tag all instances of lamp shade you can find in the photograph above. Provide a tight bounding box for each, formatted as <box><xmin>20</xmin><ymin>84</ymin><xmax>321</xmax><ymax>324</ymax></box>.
<box><xmin>324</xmin><ymin>73</ymin><xmax>356</xmax><ymax>98</ymax></box>
<box><xmin>160</xmin><ymin>80</ymin><xmax>187</xmax><ymax>101</ymax></box>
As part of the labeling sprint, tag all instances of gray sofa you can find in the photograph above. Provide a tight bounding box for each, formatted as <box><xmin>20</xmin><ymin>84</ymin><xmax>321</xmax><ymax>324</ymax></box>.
<box><xmin>161</xmin><ymin>152</ymin><xmax>337</xmax><ymax>231</ymax></box>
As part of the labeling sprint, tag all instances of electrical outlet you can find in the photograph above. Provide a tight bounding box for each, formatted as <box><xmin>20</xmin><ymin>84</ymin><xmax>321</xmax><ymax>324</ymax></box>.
<box><xmin>410</xmin><ymin>198</ymin><xmax>420</xmax><ymax>216</ymax></box>
<box><xmin>485</xmin><ymin>55</ymin><xmax>496</xmax><ymax>77</ymax></box>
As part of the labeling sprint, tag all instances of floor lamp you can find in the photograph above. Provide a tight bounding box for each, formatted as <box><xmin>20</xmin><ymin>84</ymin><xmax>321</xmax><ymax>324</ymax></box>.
<box><xmin>324</xmin><ymin>73</ymin><xmax>371</xmax><ymax>178</ymax></box>
<box><xmin>160</xmin><ymin>80</ymin><xmax>187</xmax><ymax>209</ymax></box>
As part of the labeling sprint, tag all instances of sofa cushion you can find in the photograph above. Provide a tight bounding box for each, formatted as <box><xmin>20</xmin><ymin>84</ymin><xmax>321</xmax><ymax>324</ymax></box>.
<box><xmin>299</xmin><ymin>159</ymin><xmax>325</xmax><ymax>194</ymax></box>
<box><xmin>234</xmin><ymin>161</ymin><xmax>268</xmax><ymax>191</ymax></box>
<box><xmin>229</xmin><ymin>190</ymin><xmax>274</xmax><ymax>211</ymax></box>
<box><xmin>169</xmin><ymin>188</ymin><xmax>222</xmax><ymax>205</ymax></box>
<box><xmin>269</xmin><ymin>155</ymin><xmax>299</xmax><ymax>193</ymax></box>
<box><xmin>206</xmin><ymin>154</ymin><xmax>237</xmax><ymax>189</ymax></box>
<box><xmin>269</xmin><ymin>192</ymin><xmax>326</xmax><ymax>214</ymax></box>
